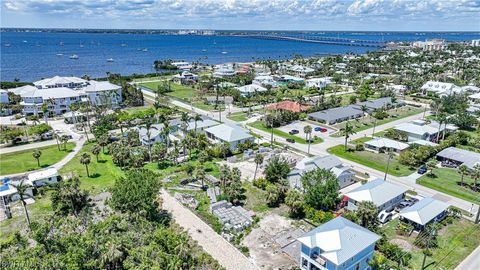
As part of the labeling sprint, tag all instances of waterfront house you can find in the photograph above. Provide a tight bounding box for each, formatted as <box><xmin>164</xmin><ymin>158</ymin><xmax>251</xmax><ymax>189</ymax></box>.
<box><xmin>288</xmin><ymin>155</ymin><xmax>355</xmax><ymax>190</ymax></box>
<box><xmin>436</xmin><ymin>147</ymin><xmax>480</xmax><ymax>170</ymax></box>
<box><xmin>26</xmin><ymin>168</ymin><xmax>59</xmax><ymax>187</ymax></box>
<box><xmin>393</xmin><ymin>120</ymin><xmax>457</xmax><ymax>142</ymax></box>
<box><xmin>308</xmin><ymin>105</ymin><xmax>363</xmax><ymax>125</ymax></box>
<box><xmin>205</xmin><ymin>123</ymin><xmax>254</xmax><ymax>150</ymax></box>
<box><xmin>172</xmin><ymin>71</ymin><xmax>198</xmax><ymax>85</ymax></box>
<box><xmin>297</xmin><ymin>216</ymin><xmax>381</xmax><ymax>270</ymax></box>
<box><xmin>344</xmin><ymin>179</ymin><xmax>407</xmax><ymax>212</ymax></box>
<box><xmin>399</xmin><ymin>197</ymin><xmax>449</xmax><ymax>231</ymax></box>
<box><xmin>171</xmin><ymin>61</ymin><xmax>192</xmax><ymax>70</ymax></box>
<box><xmin>364</xmin><ymin>137</ymin><xmax>410</xmax><ymax>154</ymax></box>
<box><xmin>213</xmin><ymin>65</ymin><xmax>236</xmax><ymax>77</ymax></box>
<box><xmin>82</xmin><ymin>80</ymin><xmax>122</xmax><ymax>108</ymax></box>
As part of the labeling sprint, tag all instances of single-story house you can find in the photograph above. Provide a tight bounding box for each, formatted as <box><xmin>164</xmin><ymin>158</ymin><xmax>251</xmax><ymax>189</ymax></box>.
<box><xmin>298</xmin><ymin>216</ymin><xmax>381</xmax><ymax>270</ymax></box>
<box><xmin>205</xmin><ymin>124</ymin><xmax>255</xmax><ymax>150</ymax></box>
<box><xmin>408</xmin><ymin>140</ymin><xmax>438</xmax><ymax>147</ymax></box>
<box><xmin>436</xmin><ymin>147</ymin><xmax>480</xmax><ymax>169</ymax></box>
<box><xmin>273</xmin><ymin>75</ymin><xmax>305</xmax><ymax>84</ymax></box>
<box><xmin>420</xmin><ymin>81</ymin><xmax>461</xmax><ymax>96</ymax></box>
<box><xmin>393</xmin><ymin>120</ymin><xmax>457</xmax><ymax>142</ymax></box>
<box><xmin>266</xmin><ymin>100</ymin><xmax>311</xmax><ymax>113</ymax></box>
<box><xmin>26</xmin><ymin>168</ymin><xmax>59</xmax><ymax>187</ymax></box>
<box><xmin>288</xmin><ymin>65</ymin><xmax>315</xmax><ymax>77</ymax></box>
<box><xmin>351</xmin><ymin>97</ymin><xmax>393</xmax><ymax>113</ymax></box>
<box><xmin>171</xmin><ymin>61</ymin><xmax>192</xmax><ymax>70</ymax></box>
<box><xmin>308</xmin><ymin>105</ymin><xmax>363</xmax><ymax>125</ymax></box>
<box><xmin>253</xmin><ymin>75</ymin><xmax>277</xmax><ymax>87</ymax></box>
<box><xmin>399</xmin><ymin>197</ymin><xmax>449</xmax><ymax>231</ymax></box>
<box><xmin>185</xmin><ymin>119</ymin><xmax>219</xmax><ymax>134</ymax></box>
<box><xmin>344</xmin><ymin>179</ymin><xmax>408</xmax><ymax>212</ymax></box>
<box><xmin>468</xmin><ymin>93</ymin><xmax>480</xmax><ymax>104</ymax></box>
<box><xmin>305</xmin><ymin>77</ymin><xmax>331</xmax><ymax>89</ymax></box>
<box><xmin>236</xmin><ymin>84</ymin><xmax>267</xmax><ymax>97</ymax></box>
<box><xmin>288</xmin><ymin>155</ymin><xmax>355</xmax><ymax>190</ymax></box>
<box><xmin>364</xmin><ymin>137</ymin><xmax>410</xmax><ymax>154</ymax></box>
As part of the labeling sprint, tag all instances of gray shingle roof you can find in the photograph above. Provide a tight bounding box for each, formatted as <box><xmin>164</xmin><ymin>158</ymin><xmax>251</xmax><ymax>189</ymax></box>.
<box><xmin>298</xmin><ymin>217</ymin><xmax>380</xmax><ymax>265</ymax></box>
<box><xmin>308</xmin><ymin>105</ymin><xmax>363</xmax><ymax>123</ymax></box>
<box><xmin>436</xmin><ymin>147</ymin><xmax>480</xmax><ymax>169</ymax></box>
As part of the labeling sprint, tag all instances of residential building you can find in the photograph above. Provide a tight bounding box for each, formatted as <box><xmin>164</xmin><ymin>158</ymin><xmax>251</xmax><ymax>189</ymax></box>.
<box><xmin>171</xmin><ymin>61</ymin><xmax>192</xmax><ymax>70</ymax></box>
<box><xmin>344</xmin><ymin>179</ymin><xmax>407</xmax><ymax>212</ymax></box>
<box><xmin>253</xmin><ymin>75</ymin><xmax>277</xmax><ymax>88</ymax></box>
<box><xmin>436</xmin><ymin>147</ymin><xmax>480</xmax><ymax>170</ymax></box>
<box><xmin>420</xmin><ymin>81</ymin><xmax>461</xmax><ymax>96</ymax></box>
<box><xmin>213</xmin><ymin>65</ymin><xmax>236</xmax><ymax>77</ymax></box>
<box><xmin>471</xmin><ymin>39</ymin><xmax>480</xmax><ymax>47</ymax></box>
<box><xmin>274</xmin><ymin>75</ymin><xmax>305</xmax><ymax>84</ymax></box>
<box><xmin>351</xmin><ymin>97</ymin><xmax>393</xmax><ymax>113</ymax></box>
<box><xmin>468</xmin><ymin>93</ymin><xmax>480</xmax><ymax>104</ymax></box>
<box><xmin>298</xmin><ymin>216</ymin><xmax>381</xmax><ymax>270</ymax></box>
<box><xmin>26</xmin><ymin>168</ymin><xmax>59</xmax><ymax>187</ymax></box>
<box><xmin>412</xmin><ymin>39</ymin><xmax>447</xmax><ymax>51</ymax></box>
<box><xmin>205</xmin><ymin>124</ymin><xmax>254</xmax><ymax>150</ymax></box>
<box><xmin>308</xmin><ymin>105</ymin><xmax>363</xmax><ymax>125</ymax></box>
<box><xmin>185</xmin><ymin>119</ymin><xmax>219</xmax><ymax>134</ymax></box>
<box><xmin>266</xmin><ymin>100</ymin><xmax>311</xmax><ymax>113</ymax></box>
<box><xmin>386</xmin><ymin>84</ymin><xmax>407</xmax><ymax>94</ymax></box>
<box><xmin>288</xmin><ymin>155</ymin><xmax>355</xmax><ymax>190</ymax></box>
<box><xmin>393</xmin><ymin>120</ymin><xmax>457</xmax><ymax>142</ymax></box>
<box><xmin>172</xmin><ymin>71</ymin><xmax>198</xmax><ymax>85</ymax></box>
<box><xmin>137</xmin><ymin>124</ymin><xmax>166</xmax><ymax>145</ymax></box>
<box><xmin>236</xmin><ymin>84</ymin><xmax>267</xmax><ymax>97</ymax></box>
<box><xmin>364</xmin><ymin>137</ymin><xmax>410</xmax><ymax>154</ymax></box>
<box><xmin>205</xmin><ymin>96</ymin><xmax>234</xmax><ymax>105</ymax></box>
<box><xmin>288</xmin><ymin>65</ymin><xmax>315</xmax><ymax>77</ymax></box>
<box><xmin>399</xmin><ymin>197</ymin><xmax>449</xmax><ymax>231</ymax></box>
<box><xmin>7</xmin><ymin>76</ymin><xmax>122</xmax><ymax>116</ymax></box>
<box><xmin>306</xmin><ymin>77</ymin><xmax>331</xmax><ymax>89</ymax></box>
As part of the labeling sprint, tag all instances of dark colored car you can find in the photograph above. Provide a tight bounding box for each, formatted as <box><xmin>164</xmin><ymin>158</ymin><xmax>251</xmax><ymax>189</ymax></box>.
<box><xmin>394</xmin><ymin>201</ymin><xmax>414</xmax><ymax>212</ymax></box>
<box><xmin>289</xmin><ymin>129</ymin><xmax>299</xmax><ymax>135</ymax></box>
<box><xmin>286</xmin><ymin>138</ymin><xmax>295</xmax><ymax>143</ymax></box>
<box><xmin>418</xmin><ymin>165</ymin><xmax>427</xmax><ymax>174</ymax></box>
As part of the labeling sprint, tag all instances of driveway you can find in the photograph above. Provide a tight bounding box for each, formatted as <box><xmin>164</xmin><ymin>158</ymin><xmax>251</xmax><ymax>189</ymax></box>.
<box><xmin>161</xmin><ymin>190</ymin><xmax>259</xmax><ymax>270</ymax></box>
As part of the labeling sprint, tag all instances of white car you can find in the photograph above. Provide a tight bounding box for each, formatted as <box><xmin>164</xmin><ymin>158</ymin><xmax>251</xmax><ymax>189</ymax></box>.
<box><xmin>378</xmin><ymin>208</ymin><xmax>394</xmax><ymax>224</ymax></box>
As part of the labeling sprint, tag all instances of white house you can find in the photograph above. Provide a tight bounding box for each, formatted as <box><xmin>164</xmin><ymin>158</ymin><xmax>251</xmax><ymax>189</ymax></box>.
<box><xmin>171</xmin><ymin>61</ymin><xmax>192</xmax><ymax>70</ymax></box>
<box><xmin>364</xmin><ymin>137</ymin><xmax>410</xmax><ymax>154</ymax></box>
<box><xmin>306</xmin><ymin>77</ymin><xmax>331</xmax><ymax>89</ymax></box>
<box><xmin>26</xmin><ymin>168</ymin><xmax>59</xmax><ymax>187</ymax></box>
<box><xmin>420</xmin><ymin>81</ymin><xmax>461</xmax><ymax>96</ymax></box>
<box><xmin>252</xmin><ymin>75</ymin><xmax>277</xmax><ymax>88</ymax></box>
<box><xmin>185</xmin><ymin>119</ymin><xmax>219</xmax><ymax>134</ymax></box>
<box><xmin>82</xmin><ymin>80</ymin><xmax>122</xmax><ymax>108</ymax></box>
<box><xmin>205</xmin><ymin>124</ymin><xmax>254</xmax><ymax>150</ymax></box>
<box><xmin>172</xmin><ymin>72</ymin><xmax>198</xmax><ymax>85</ymax></box>
<box><xmin>137</xmin><ymin>124</ymin><xmax>165</xmax><ymax>145</ymax></box>
<box><xmin>288</xmin><ymin>65</ymin><xmax>315</xmax><ymax>77</ymax></box>
<box><xmin>213</xmin><ymin>65</ymin><xmax>236</xmax><ymax>77</ymax></box>
<box><xmin>399</xmin><ymin>197</ymin><xmax>449</xmax><ymax>231</ymax></box>
<box><xmin>393</xmin><ymin>120</ymin><xmax>458</xmax><ymax>142</ymax></box>
<box><xmin>34</xmin><ymin>76</ymin><xmax>88</xmax><ymax>89</ymax></box>
<box><xmin>345</xmin><ymin>179</ymin><xmax>407</xmax><ymax>212</ymax></box>
<box><xmin>236</xmin><ymin>84</ymin><xmax>267</xmax><ymax>97</ymax></box>
<box><xmin>288</xmin><ymin>155</ymin><xmax>355</xmax><ymax>190</ymax></box>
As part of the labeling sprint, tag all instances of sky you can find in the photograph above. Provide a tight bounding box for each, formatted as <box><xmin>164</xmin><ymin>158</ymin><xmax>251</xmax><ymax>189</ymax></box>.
<box><xmin>1</xmin><ymin>0</ymin><xmax>480</xmax><ymax>31</ymax></box>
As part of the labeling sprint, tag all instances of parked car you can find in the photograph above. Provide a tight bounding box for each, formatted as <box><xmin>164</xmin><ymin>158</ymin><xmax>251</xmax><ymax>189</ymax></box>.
<box><xmin>394</xmin><ymin>200</ymin><xmax>415</xmax><ymax>212</ymax></box>
<box><xmin>289</xmin><ymin>129</ymin><xmax>299</xmax><ymax>135</ymax></box>
<box><xmin>320</xmin><ymin>128</ymin><xmax>328</xmax><ymax>133</ymax></box>
<box><xmin>314</xmin><ymin>127</ymin><xmax>322</xmax><ymax>132</ymax></box>
<box><xmin>378</xmin><ymin>208</ymin><xmax>394</xmax><ymax>223</ymax></box>
<box><xmin>417</xmin><ymin>165</ymin><xmax>427</xmax><ymax>174</ymax></box>
<box><xmin>286</xmin><ymin>138</ymin><xmax>295</xmax><ymax>143</ymax></box>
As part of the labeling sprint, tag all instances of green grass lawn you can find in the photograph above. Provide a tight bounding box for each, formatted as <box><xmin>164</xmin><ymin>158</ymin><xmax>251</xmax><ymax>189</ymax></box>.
<box><xmin>0</xmin><ymin>143</ymin><xmax>75</xmax><ymax>175</ymax></box>
<box><xmin>243</xmin><ymin>182</ymin><xmax>269</xmax><ymax>213</ymax></box>
<box><xmin>327</xmin><ymin>145</ymin><xmax>414</xmax><ymax>176</ymax></box>
<box><xmin>417</xmin><ymin>168</ymin><xmax>480</xmax><ymax>204</ymax></box>
<box><xmin>383</xmin><ymin>218</ymin><xmax>480</xmax><ymax>270</ymax></box>
<box><xmin>228</xmin><ymin>112</ymin><xmax>249</xmax><ymax>122</ymax></box>
<box><xmin>0</xmin><ymin>193</ymin><xmax>52</xmax><ymax>240</ymax></box>
<box><xmin>59</xmin><ymin>142</ymin><xmax>124</xmax><ymax>194</ymax></box>
<box><xmin>331</xmin><ymin>106</ymin><xmax>424</xmax><ymax>137</ymax></box>
<box><xmin>139</xmin><ymin>81</ymin><xmax>197</xmax><ymax>100</ymax></box>
<box><xmin>248</xmin><ymin>121</ymin><xmax>323</xmax><ymax>145</ymax></box>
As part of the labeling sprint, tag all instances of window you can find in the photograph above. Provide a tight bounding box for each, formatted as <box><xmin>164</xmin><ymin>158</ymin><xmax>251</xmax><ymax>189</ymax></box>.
<box><xmin>355</xmin><ymin>263</ymin><xmax>360</xmax><ymax>270</ymax></box>
<box><xmin>302</xmin><ymin>258</ymin><xmax>308</xmax><ymax>267</ymax></box>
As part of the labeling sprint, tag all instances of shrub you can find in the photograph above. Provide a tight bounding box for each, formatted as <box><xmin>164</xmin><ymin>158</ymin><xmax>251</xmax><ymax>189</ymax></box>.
<box><xmin>355</xmin><ymin>143</ymin><xmax>365</xmax><ymax>151</ymax></box>
<box><xmin>253</xmin><ymin>177</ymin><xmax>269</xmax><ymax>190</ymax></box>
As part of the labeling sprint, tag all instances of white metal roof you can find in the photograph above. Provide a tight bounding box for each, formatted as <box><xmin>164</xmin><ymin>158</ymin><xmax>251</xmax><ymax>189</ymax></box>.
<box><xmin>345</xmin><ymin>179</ymin><xmax>408</xmax><ymax>207</ymax></box>
<box><xmin>34</xmin><ymin>76</ymin><xmax>87</xmax><ymax>88</ymax></box>
<box><xmin>83</xmin><ymin>81</ymin><xmax>121</xmax><ymax>92</ymax></box>
<box><xmin>298</xmin><ymin>217</ymin><xmax>380</xmax><ymax>265</ymax></box>
<box><xmin>28</xmin><ymin>168</ymin><xmax>59</xmax><ymax>182</ymax></box>
<box><xmin>205</xmin><ymin>124</ymin><xmax>253</xmax><ymax>143</ymax></box>
<box><xmin>236</xmin><ymin>84</ymin><xmax>267</xmax><ymax>94</ymax></box>
<box><xmin>365</xmin><ymin>137</ymin><xmax>410</xmax><ymax>151</ymax></box>
<box><xmin>399</xmin><ymin>197</ymin><xmax>449</xmax><ymax>226</ymax></box>
<box><xmin>186</xmin><ymin>119</ymin><xmax>219</xmax><ymax>131</ymax></box>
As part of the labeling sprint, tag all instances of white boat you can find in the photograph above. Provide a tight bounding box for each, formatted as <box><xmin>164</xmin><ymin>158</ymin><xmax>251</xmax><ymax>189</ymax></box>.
<box><xmin>142</xmin><ymin>48</ymin><xmax>148</xmax><ymax>52</ymax></box>
<box><xmin>80</xmin><ymin>44</ymin><xmax>84</xmax><ymax>48</ymax></box>
<box><xmin>59</xmin><ymin>41</ymin><xmax>64</xmax><ymax>46</ymax></box>
<box><xmin>56</xmin><ymin>53</ymin><xmax>63</xmax><ymax>56</ymax></box>
<box><xmin>121</xmin><ymin>43</ymin><xmax>127</xmax><ymax>47</ymax></box>
<box><xmin>69</xmin><ymin>54</ymin><xmax>79</xmax><ymax>59</ymax></box>
<box><xmin>107</xmin><ymin>58</ymin><xmax>114</xmax><ymax>62</ymax></box>
<box><xmin>202</xmin><ymin>49</ymin><xmax>207</xmax><ymax>52</ymax></box>
<box><xmin>4</xmin><ymin>43</ymin><xmax>11</xmax><ymax>47</ymax></box>
<box><xmin>221</xmin><ymin>51</ymin><xmax>228</xmax><ymax>54</ymax></box>
<box><xmin>22</xmin><ymin>40</ymin><xmax>27</xmax><ymax>43</ymax></box>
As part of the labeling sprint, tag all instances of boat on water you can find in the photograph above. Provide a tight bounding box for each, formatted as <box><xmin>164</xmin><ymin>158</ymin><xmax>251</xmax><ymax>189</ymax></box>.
<box><xmin>22</xmin><ymin>40</ymin><xmax>27</xmax><ymax>43</ymax></box>
<box><xmin>121</xmin><ymin>44</ymin><xmax>127</xmax><ymax>47</ymax></box>
<box><xmin>56</xmin><ymin>53</ymin><xmax>63</xmax><ymax>56</ymax></box>
<box><xmin>221</xmin><ymin>51</ymin><xmax>228</xmax><ymax>54</ymax></box>
<box><xmin>107</xmin><ymin>58</ymin><xmax>114</xmax><ymax>62</ymax></box>
<box><xmin>202</xmin><ymin>49</ymin><xmax>207</xmax><ymax>52</ymax></box>
<box><xmin>142</xmin><ymin>48</ymin><xmax>148</xmax><ymax>52</ymax></box>
<box><xmin>60</xmin><ymin>41</ymin><xmax>64</xmax><ymax>46</ymax></box>
<box><xmin>69</xmin><ymin>54</ymin><xmax>79</xmax><ymax>59</ymax></box>
<box><xmin>4</xmin><ymin>43</ymin><xmax>11</xmax><ymax>47</ymax></box>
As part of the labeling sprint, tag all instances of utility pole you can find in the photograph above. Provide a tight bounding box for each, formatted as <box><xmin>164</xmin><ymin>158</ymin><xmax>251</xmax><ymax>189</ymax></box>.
<box><xmin>475</xmin><ymin>204</ymin><xmax>480</xmax><ymax>224</ymax></box>
<box><xmin>372</xmin><ymin>118</ymin><xmax>377</xmax><ymax>138</ymax></box>
<box><xmin>384</xmin><ymin>152</ymin><xmax>393</xmax><ymax>181</ymax></box>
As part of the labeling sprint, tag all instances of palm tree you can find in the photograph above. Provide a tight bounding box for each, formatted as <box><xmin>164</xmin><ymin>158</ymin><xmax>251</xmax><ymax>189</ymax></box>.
<box><xmin>360</xmin><ymin>104</ymin><xmax>369</xmax><ymax>119</ymax></box>
<box><xmin>368</xmin><ymin>254</ymin><xmax>387</xmax><ymax>270</ymax></box>
<box><xmin>41</xmin><ymin>102</ymin><xmax>49</xmax><ymax>124</ymax></box>
<box><xmin>383</xmin><ymin>151</ymin><xmax>395</xmax><ymax>181</ymax></box>
<box><xmin>193</xmin><ymin>114</ymin><xmax>203</xmax><ymax>132</ymax></box>
<box><xmin>98</xmin><ymin>135</ymin><xmax>109</xmax><ymax>154</ymax></box>
<box><xmin>343</xmin><ymin>121</ymin><xmax>356</xmax><ymax>150</ymax></box>
<box><xmin>253</xmin><ymin>154</ymin><xmax>264</xmax><ymax>181</ymax></box>
<box><xmin>60</xmin><ymin>135</ymin><xmax>70</xmax><ymax>151</ymax></box>
<box><xmin>12</xmin><ymin>180</ymin><xmax>31</xmax><ymax>227</ymax></box>
<box><xmin>53</xmin><ymin>132</ymin><xmax>61</xmax><ymax>151</ymax></box>
<box><xmin>195</xmin><ymin>165</ymin><xmax>206</xmax><ymax>188</ymax></box>
<box><xmin>32</xmin><ymin>149</ymin><xmax>42</xmax><ymax>167</ymax></box>
<box><xmin>426</xmin><ymin>160</ymin><xmax>437</xmax><ymax>177</ymax></box>
<box><xmin>304</xmin><ymin>125</ymin><xmax>313</xmax><ymax>154</ymax></box>
<box><xmin>80</xmin><ymin>153</ymin><xmax>91</xmax><ymax>177</ymax></box>
<box><xmin>471</xmin><ymin>164</ymin><xmax>480</xmax><ymax>191</ymax></box>
<box><xmin>180</xmin><ymin>112</ymin><xmax>192</xmax><ymax>134</ymax></box>
<box><xmin>141</xmin><ymin>118</ymin><xmax>158</xmax><ymax>162</ymax></box>
<box><xmin>458</xmin><ymin>164</ymin><xmax>469</xmax><ymax>187</ymax></box>
<box><xmin>90</xmin><ymin>144</ymin><xmax>101</xmax><ymax>162</ymax></box>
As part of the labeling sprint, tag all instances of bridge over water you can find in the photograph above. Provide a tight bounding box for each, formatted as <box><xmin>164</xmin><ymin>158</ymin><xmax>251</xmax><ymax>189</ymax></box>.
<box><xmin>238</xmin><ymin>34</ymin><xmax>386</xmax><ymax>48</ymax></box>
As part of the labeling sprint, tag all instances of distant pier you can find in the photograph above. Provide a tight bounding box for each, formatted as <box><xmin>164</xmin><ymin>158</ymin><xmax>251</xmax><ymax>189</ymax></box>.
<box><xmin>237</xmin><ymin>34</ymin><xmax>386</xmax><ymax>48</ymax></box>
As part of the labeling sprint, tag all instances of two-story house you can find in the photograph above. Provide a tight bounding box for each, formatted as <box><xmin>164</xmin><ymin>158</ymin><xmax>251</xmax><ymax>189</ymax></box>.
<box><xmin>298</xmin><ymin>216</ymin><xmax>381</xmax><ymax>270</ymax></box>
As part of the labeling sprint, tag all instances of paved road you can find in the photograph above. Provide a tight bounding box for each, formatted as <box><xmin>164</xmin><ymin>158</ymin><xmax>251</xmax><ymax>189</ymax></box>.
<box><xmin>0</xmin><ymin>140</ymin><xmax>57</xmax><ymax>154</ymax></box>
<box><xmin>161</xmin><ymin>190</ymin><xmax>259</xmax><ymax>270</ymax></box>
<box><xmin>455</xmin><ymin>245</ymin><xmax>480</xmax><ymax>270</ymax></box>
